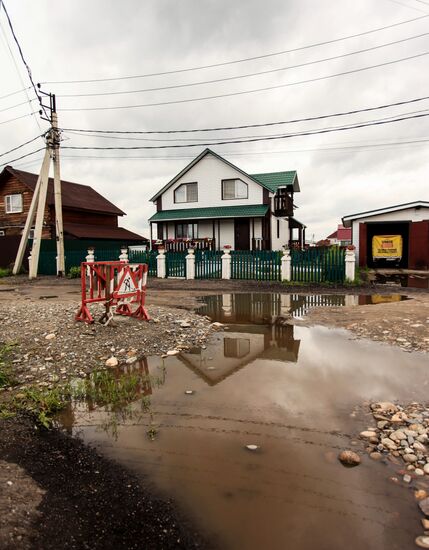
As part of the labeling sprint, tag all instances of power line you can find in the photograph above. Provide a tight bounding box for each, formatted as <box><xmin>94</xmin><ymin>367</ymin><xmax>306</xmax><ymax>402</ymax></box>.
<box><xmin>0</xmin><ymin>98</ymin><xmax>36</xmax><ymax>114</ymax></box>
<box><xmin>63</xmin><ymin>108</ymin><xmax>429</xmax><ymax>143</ymax></box>
<box><xmin>42</xmin><ymin>14</ymin><xmax>429</xmax><ymax>85</ymax></box>
<box><xmin>0</xmin><ymin>85</ymin><xmax>31</xmax><ymax>101</ymax></box>
<box><xmin>61</xmin><ymin>112</ymin><xmax>429</xmax><ymax>150</ymax></box>
<box><xmin>0</xmin><ymin>146</ymin><xmax>46</xmax><ymax>167</ymax></box>
<box><xmin>0</xmin><ymin>134</ymin><xmax>43</xmax><ymax>158</ymax></box>
<box><xmin>61</xmin><ymin>94</ymin><xmax>429</xmax><ymax>135</ymax></box>
<box><xmin>57</xmin><ymin>32</ymin><xmax>429</xmax><ymax>99</ymax></box>
<box><xmin>0</xmin><ymin>1</ymin><xmax>48</xmax><ymax>119</ymax></box>
<box><xmin>59</xmin><ymin>50</ymin><xmax>429</xmax><ymax>112</ymax></box>
<box><xmin>0</xmin><ymin>111</ymin><xmax>35</xmax><ymax>126</ymax></box>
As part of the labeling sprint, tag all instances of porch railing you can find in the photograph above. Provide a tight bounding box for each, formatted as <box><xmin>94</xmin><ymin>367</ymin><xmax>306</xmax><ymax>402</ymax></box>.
<box><xmin>153</xmin><ymin>238</ymin><xmax>216</xmax><ymax>252</ymax></box>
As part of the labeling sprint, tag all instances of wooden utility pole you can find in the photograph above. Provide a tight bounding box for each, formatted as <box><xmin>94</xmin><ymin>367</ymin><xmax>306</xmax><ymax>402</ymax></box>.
<box><xmin>13</xmin><ymin>92</ymin><xmax>65</xmax><ymax>278</ymax></box>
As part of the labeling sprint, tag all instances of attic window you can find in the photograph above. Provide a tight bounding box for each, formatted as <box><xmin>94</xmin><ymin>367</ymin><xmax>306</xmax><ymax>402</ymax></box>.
<box><xmin>5</xmin><ymin>194</ymin><xmax>23</xmax><ymax>214</ymax></box>
<box><xmin>222</xmin><ymin>179</ymin><xmax>248</xmax><ymax>200</ymax></box>
<box><xmin>174</xmin><ymin>183</ymin><xmax>198</xmax><ymax>203</ymax></box>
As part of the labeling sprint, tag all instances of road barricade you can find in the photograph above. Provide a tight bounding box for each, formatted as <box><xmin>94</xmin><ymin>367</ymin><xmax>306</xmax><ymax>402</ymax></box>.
<box><xmin>75</xmin><ymin>261</ymin><xmax>150</xmax><ymax>324</ymax></box>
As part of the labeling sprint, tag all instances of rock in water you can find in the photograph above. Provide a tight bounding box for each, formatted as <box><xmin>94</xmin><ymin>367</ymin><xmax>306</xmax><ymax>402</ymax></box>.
<box><xmin>338</xmin><ymin>450</ymin><xmax>361</xmax><ymax>467</ymax></box>
<box><xmin>105</xmin><ymin>356</ymin><xmax>118</xmax><ymax>367</ymax></box>
<box><xmin>419</xmin><ymin>497</ymin><xmax>429</xmax><ymax>517</ymax></box>
<box><xmin>360</xmin><ymin>431</ymin><xmax>377</xmax><ymax>438</ymax></box>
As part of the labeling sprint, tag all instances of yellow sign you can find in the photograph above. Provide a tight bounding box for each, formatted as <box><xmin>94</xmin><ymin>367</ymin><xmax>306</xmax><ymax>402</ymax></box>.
<box><xmin>370</xmin><ymin>294</ymin><xmax>402</xmax><ymax>304</ymax></box>
<box><xmin>372</xmin><ymin>235</ymin><xmax>403</xmax><ymax>259</ymax></box>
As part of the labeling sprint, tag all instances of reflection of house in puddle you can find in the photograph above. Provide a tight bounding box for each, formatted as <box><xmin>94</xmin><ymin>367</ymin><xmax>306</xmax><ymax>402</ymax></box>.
<box><xmin>58</xmin><ymin>358</ymin><xmax>152</xmax><ymax>433</ymax></box>
<box><xmin>181</xmin><ymin>294</ymin><xmax>302</xmax><ymax>385</ymax></box>
<box><xmin>198</xmin><ymin>292</ymin><xmax>348</xmax><ymax>322</ymax></box>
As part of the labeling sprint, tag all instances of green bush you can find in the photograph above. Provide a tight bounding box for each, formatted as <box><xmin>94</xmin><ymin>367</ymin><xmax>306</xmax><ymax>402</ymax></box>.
<box><xmin>0</xmin><ymin>268</ymin><xmax>11</xmax><ymax>278</ymax></box>
<box><xmin>67</xmin><ymin>266</ymin><xmax>81</xmax><ymax>279</ymax></box>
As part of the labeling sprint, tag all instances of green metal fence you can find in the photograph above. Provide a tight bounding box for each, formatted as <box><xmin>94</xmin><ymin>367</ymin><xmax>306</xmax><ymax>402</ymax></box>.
<box><xmin>166</xmin><ymin>252</ymin><xmax>187</xmax><ymax>278</ymax></box>
<box><xmin>291</xmin><ymin>247</ymin><xmax>345</xmax><ymax>283</ymax></box>
<box><xmin>195</xmin><ymin>250</ymin><xmax>222</xmax><ymax>279</ymax></box>
<box><xmin>35</xmin><ymin>240</ymin><xmax>144</xmax><ymax>275</ymax></box>
<box><xmin>231</xmin><ymin>251</ymin><xmax>282</xmax><ymax>281</ymax></box>
<box><xmin>128</xmin><ymin>249</ymin><xmax>157</xmax><ymax>276</ymax></box>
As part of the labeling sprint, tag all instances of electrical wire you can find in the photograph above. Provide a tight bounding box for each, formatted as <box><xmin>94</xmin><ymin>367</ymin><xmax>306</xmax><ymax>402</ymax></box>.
<box><xmin>0</xmin><ymin>1</ymin><xmax>48</xmax><ymax>119</ymax></box>
<box><xmin>0</xmin><ymin>111</ymin><xmax>35</xmax><ymax>125</ymax></box>
<box><xmin>0</xmin><ymin>98</ymin><xmax>36</xmax><ymax>114</ymax></box>
<box><xmin>0</xmin><ymin>146</ymin><xmax>46</xmax><ymax>167</ymax></box>
<box><xmin>59</xmin><ymin>50</ymin><xmax>429</xmax><ymax>112</ymax></box>
<box><xmin>42</xmin><ymin>14</ymin><xmax>429</xmax><ymax>85</ymax></box>
<box><xmin>60</xmin><ymin>111</ymin><xmax>429</xmax><ymax>150</ymax></box>
<box><xmin>60</xmin><ymin>94</ymin><xmax>429</xmax><ymax>135</ymax></box>
<box><xmin>0</xmin><ymin>134</ymin><xmax>43</xmax><ymax>158</ymax></box>
<box><xmin>0</xmin><ymin>85</ymin><xmax>31</xmax><ymax>101</ymax></box>
<box><xmin>57</xmin><ymin>32</ymin><xmax>429</xmax><ymax>99</ymax></box>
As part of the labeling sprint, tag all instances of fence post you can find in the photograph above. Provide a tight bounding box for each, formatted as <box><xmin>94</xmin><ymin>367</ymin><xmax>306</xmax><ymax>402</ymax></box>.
<box><xmin>157</xmin><ymin>248</ymin><xmax>166</xmax><ymax>278</ymax></box>
<box><xmin>85</xmin><ymin>247</ymin><xmax>95</xmax><ymax>276</ymax></box>
<box><xmin>222</xmin><ymin>248</ymin><xmax>231</xmax><ymax>279</ymax></box>
<box><xmin>345</xmin><ymin>249</ymin><xmax>356</xmax><ymax>281</ymax></box>
<box><xmin>119</xmin><ymin>246</ymin><xmax>129</xmax><ymax>263</ymax></box>
<box><xmin>281</xmin><ymin>248</ymin><xmax>291</xmax><ymax>281</ymax></box>
<box><xmin>186</xmin><ymin>248</ymin><xmax>195</xmax><ymax>279</ymax></box>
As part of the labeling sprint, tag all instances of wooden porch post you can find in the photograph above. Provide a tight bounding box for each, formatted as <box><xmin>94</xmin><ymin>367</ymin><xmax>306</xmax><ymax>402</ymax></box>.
<box><xmin>149</xmin><ymin>222</ymin><xmax>153</xmax><ymax>250</ymax></box>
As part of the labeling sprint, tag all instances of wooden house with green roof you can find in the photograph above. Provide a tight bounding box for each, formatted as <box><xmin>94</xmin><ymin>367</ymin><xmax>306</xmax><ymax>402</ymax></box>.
<box><xmin>149</xmin><ymin>148</ymin><xmax>305</xmax><ymax>251</ymax></box>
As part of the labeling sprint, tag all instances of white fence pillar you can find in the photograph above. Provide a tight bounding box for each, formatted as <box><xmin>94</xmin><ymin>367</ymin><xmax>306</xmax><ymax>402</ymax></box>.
<box><xmin>222</xmin><ymin>249</ymin><xmax>231</xmax><ymax>279</ymax></box>
<box><xmin>119</xmin><ymin>246</ymin><xmax>129</xmax><ymax>263</ymax></box>
<box><xmin>186</xmin><ymin>248</ymin><xmax>195</xmax><ymax>279</ymax></box>
<box><xmin>281</xmin><ymin>249</ymin><xmax>291</xmax><ymax>281</ymax></box>
<box><xmin>157</xmin><ymin>248</ymin><xmax>166</xmax><ymax>278</ymax></box>
<box><xmin>345</xmin><ymin>249</ymin><xmax>356</xmax><ymax>281</ymax></box>
<box><xmin>85</xmin><ymin>247</ymin><xmax>95</xmax><ymax>276</ymax></box>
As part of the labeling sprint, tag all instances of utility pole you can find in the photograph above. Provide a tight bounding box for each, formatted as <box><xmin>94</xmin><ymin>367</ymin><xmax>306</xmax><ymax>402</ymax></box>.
<box><xmin>13</xmin><ymin>91</ymin><xmax>65</xmax><ymax>278</ymax></box>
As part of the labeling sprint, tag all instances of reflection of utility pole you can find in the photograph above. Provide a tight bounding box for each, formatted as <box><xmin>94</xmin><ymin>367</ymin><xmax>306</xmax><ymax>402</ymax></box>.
<box><xmin>13</xmin><ymin>92</ymin><xmax>65</xmax><ymax>278</ymax></box>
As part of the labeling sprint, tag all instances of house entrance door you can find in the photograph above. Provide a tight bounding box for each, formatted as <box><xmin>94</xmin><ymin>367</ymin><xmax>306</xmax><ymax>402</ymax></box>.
<box><xmin>234</xmin><ymin>219</ymin><xmax>250</xmax><ymax>250</ymax></box>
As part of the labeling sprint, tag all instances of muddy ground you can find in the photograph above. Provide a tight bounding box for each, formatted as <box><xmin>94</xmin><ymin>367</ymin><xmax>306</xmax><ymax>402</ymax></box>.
<box><xmin>0</xmin><ymin>276</ymin><xmax>428</xmax><ymax>549</ymax></box>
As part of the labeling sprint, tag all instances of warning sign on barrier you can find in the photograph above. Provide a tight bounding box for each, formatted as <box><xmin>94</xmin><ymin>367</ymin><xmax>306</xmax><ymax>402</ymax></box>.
<box><xmin>75</xmin><ymin>261</ymin><xmax>149</xmax><ymax>324</ymax></box>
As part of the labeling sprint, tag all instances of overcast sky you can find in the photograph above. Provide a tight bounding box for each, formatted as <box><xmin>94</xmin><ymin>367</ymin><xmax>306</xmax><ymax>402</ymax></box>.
<box><xmin>1</xmin><ymin>0</ymin><xmax>428</xmax><ymax>240</ymax></box>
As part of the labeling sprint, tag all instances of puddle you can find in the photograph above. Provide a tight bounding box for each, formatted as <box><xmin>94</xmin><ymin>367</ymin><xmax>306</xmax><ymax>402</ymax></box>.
<box><xmin>60</xmin><ymin>293</ymin><xmax>427</xmax><ymax>550</ymax></box>
<box><xmin>197</xmin><ymin>292</ymin><xmax>409</xmax><ymax>322</ymax></box>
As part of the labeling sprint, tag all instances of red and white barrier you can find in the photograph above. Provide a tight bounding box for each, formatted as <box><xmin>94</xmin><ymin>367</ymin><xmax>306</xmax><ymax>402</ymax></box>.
<box><xmin>75</xmin><ymin>261</ymin><xmax>149</xmax><ymax>324</ymax></box>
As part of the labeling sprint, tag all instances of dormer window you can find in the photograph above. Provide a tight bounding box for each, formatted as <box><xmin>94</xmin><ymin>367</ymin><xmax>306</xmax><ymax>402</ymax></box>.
<box><xmin>174</xmin><ymin>182</ymin><xmax>198</xmax><ymax>203</ymax></box>
<box><xmin>222</xmin><ymin>179</ymin><xmax>248</xmax><ymax>200</ymax></box>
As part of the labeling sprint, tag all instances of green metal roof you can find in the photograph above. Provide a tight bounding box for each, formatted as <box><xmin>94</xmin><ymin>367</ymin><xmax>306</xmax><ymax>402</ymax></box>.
<box><xmin>149</xmin><ymin>204</ymin><xmax>269</xmax><ymax>222</ymax></box>
<box><xmin>250</xmin><ymin>171</ymin><xmax>299</xmax><ymax>193</ymax></box>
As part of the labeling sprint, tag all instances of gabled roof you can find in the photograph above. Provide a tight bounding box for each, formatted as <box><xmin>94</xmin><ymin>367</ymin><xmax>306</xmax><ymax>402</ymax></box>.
<box><xmin>149</xmin><ymin>148</ymin><xmax>299</xmax><ymax>201</ymax></box>
<box><xmin>250</xmin><ymin>171</ymin><xmax>300</xmax><ymax>192</ymax></box>
<box><xmin>342</xmin><ymin>201</ymin><xmax>429</xmax><ymax>227</ymax></box>
<box><xmin>149</xmin><ymin>204</ymin><xmax>268</xmax><ymax>222</ymax></box>
<box><xmin>1</xmin><ymin>166</ymin><xmax>125</xmax><ymax>216</ymax></box>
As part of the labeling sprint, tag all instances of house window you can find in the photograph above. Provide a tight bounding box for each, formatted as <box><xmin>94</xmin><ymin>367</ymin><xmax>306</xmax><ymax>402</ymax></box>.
<box><xmin>5</xmin><ymin>194</ymin><xmax>23</xmax><ymax>213</ymax></box>
<box><xmin>222</xmin><ymin>179</ymin><xmax>248</xmax><ymax>200</ymax></box>
<box><xmin>176</xmin><ymin>222</ymin><xmax>198</xmax><ymax>239</ymax></box>
<box><xmin>174</xmin><ymin>183</ymin><xmax>198</xmax><ymax>203</ymax></box>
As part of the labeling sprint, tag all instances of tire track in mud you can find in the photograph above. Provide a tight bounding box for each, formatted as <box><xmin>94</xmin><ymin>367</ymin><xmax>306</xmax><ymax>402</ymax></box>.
<box><xmin>85</xmin><ymin>442</ymin><xmax>405</xmax><ymax>503</ymax></box>
<box><xmin>96</xmin><ymin>453</ymin><xmax>413</xmax><ymax>534</ymax></box>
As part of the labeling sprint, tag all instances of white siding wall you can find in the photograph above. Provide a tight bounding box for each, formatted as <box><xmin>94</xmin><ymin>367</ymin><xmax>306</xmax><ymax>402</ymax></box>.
<box><xmin>161</xmin><ymin>153</ymin><xmax>264</xmax><ymax>209</ymax></box>
<box><xmin>253</xmin><ymin>218</ymin><xmax>262</xmax><ymax>239</ymax></box>
<box><xmin>219</xmin><ymin>219</ymin><xmax>235</xmax><ymax>248</ymax></box>
<box><xmin>271</xmin><ymin>216</ymin><xmax>289</xmax><ymax>250</ymax></box>
<box><xmin>351</xmin><ymin>206</ymin><xmax>429</xmax><ymax>259</ymax></box>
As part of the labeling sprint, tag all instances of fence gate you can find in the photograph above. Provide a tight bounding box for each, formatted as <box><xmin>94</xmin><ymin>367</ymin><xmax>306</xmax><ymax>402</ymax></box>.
<box><xmin>195</xmin><ymin>250</ymin><xmax>222</xmax><ymax>279</ymax></box>
<box><xmin>291</xmin><ymin>247</ymin><xmax>345</xmax><ymax>283</ymax></box>
<box><xmin>231</xmin><ymin>251</ymin><xmax>281</xmax><ymax>281</ymax></box>
<box><xmin>128</xmin><ymin>250</ymin><xmax>157</xmax><ymax>276</ymax></box>
<box><xmin>166</xmin><ymin>252</ymin><xmax>187</xmax><ymax>278</ymax></box>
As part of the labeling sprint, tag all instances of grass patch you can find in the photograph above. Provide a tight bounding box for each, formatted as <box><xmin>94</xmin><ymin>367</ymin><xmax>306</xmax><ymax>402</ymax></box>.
<box><xmin>0</xmin><ymin>344</ymin><xmax>16</xmax><ymax>389</ymax></box>
<box><xmin>67</xmin><ymin>266</ymin><xmax>81</xmax><ymax>279</ymax></box>
<box><xmin>0</xmin><ymin>267</ymin><xmax>11</xmax><ymax>278</ymax></box>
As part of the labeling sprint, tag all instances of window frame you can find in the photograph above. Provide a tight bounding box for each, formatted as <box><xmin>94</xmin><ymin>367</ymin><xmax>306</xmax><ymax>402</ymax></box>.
<box><xmin>221</xmin><ymin>178</ymin><xmax>248</xmax><ymax>201</ymax></box>
<box><xmin>173</xmin><ymin>182</ymin><xmax>198</xmax><ymax>204</ymax></box>
<box><xmin>5</xmin><ymin>193</ymin><xmax>23</xmax><ymax>214</ymax></box>
<box><xmin>175</xmin><ymin>222</ymin><xmax>198</xmax><ymax>239</ymax></box>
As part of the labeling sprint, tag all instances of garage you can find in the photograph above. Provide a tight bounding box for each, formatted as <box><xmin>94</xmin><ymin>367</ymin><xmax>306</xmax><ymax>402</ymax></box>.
<box><xmin>342</xmin><ymin>201</ymin><xmax>429</xmax><ymax>270</ymax></box>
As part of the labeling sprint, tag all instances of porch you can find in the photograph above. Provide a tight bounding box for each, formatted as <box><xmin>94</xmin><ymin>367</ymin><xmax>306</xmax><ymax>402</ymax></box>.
<box><xmin>149</xmin><ymin>204</ymin><xmax>271</xmax><ymax>251</ymax></box>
